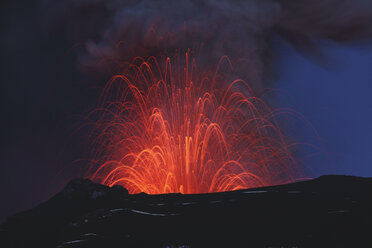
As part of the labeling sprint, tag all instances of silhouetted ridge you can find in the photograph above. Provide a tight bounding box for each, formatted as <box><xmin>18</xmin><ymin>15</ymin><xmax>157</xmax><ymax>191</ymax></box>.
<box><xmin>1</xmin><ymin>175</ymin><xmax>372</xmax><ymax>247</ymax></box>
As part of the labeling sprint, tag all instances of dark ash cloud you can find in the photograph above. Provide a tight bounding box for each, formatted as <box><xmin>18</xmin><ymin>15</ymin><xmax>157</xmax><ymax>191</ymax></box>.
<box><xmin>41</xmin><ymin>0</ymin><xmax>372</xmax><ymax>90</ymax></box>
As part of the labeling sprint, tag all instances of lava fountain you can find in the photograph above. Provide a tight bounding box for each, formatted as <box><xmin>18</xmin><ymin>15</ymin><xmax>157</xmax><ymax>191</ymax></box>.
<box><xmin>89</xmin><ymin>53</ymin><xmax>300</xmax><ymax>194</ymax></box>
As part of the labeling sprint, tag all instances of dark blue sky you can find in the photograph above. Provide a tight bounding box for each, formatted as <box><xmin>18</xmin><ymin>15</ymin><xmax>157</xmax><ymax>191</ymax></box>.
<box><xmin>275</xmin><ymin>39</ymin><xmax>372</xmax><ymax>177</ymax></box>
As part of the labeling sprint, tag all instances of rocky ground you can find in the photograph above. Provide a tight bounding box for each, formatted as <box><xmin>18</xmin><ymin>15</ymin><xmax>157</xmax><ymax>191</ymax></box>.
<box><xmin>1</xmin><ymin>175</ymin><xmax>372</xmax><ymax>247</ymax></box>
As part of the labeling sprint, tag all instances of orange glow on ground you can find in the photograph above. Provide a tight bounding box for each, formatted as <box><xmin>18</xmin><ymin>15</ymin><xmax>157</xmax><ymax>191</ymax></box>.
<box><xmin>89</xmin><ymin>53</ymin><xmax>300</xmax><ymax>194</ymax></box>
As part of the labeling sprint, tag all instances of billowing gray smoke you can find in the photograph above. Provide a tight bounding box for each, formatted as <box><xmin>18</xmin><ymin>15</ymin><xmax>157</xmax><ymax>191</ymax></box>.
<box><xmin>41</xmin><ymin>0</ymin><xmax>372</xmax><ymax>90</ymax></box>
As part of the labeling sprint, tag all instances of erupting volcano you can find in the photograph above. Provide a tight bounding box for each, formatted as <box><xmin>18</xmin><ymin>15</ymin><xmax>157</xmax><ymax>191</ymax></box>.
<box><xmin>88</xmin><ymin>53</ymin><xmax>300</xmax><ymax>194</ymax></box>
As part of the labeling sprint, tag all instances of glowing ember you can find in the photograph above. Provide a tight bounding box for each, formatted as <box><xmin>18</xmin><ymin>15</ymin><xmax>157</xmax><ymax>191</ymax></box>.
<box><xmin>89</xmin><ymin>53</ymin><xmax>300</xmax><ymax>194</ymax></box>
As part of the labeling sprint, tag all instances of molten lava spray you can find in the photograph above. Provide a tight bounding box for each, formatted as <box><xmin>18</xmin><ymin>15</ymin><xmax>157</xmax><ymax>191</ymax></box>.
<box><xmin>38</xmin><ymin>0</ymin><xmax>372</xmax><ymax>194</ymax></box>
<box><xmin>89</xmin><ymin>53</ymin><xmax>299</xmax><ymax>194</ymax></box>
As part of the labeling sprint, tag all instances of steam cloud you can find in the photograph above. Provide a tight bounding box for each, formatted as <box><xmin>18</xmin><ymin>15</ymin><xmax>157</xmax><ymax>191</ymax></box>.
<box><xmin>41</xmin><ymin>0</ymin><xmax>372</xmax><ymax>89</ymax></box>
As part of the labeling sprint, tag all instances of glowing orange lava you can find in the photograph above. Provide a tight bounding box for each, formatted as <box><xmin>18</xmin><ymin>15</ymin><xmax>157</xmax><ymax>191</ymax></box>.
<box><xmin>89</xmin><ymin>53</ymin><xmax>300</xmax><ymax>194</ymax></box>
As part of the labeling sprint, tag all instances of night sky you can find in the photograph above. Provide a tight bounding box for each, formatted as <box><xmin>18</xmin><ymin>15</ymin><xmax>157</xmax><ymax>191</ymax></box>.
<box><xmin>275</xmin><ymin>38</ymin><xmax>372</xmax><ymax>178</ymax></box>
<box><xmin>1</xmin><ymin>0</ymin><xmax>372</xmax><ymax>223</ymax></box>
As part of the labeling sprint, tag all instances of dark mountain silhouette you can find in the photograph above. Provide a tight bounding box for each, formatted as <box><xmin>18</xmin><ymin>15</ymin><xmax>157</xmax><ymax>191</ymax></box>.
<box><xmin>1</xmin><ymin>175</ymin><xmax>372</xmax><ymax>247</ymax></box>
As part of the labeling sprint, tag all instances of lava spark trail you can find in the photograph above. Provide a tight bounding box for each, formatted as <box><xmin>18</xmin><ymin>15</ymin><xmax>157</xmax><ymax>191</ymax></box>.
<box><xmin>89</xmin><ymin>53</ymin><xmax>299</xmax><ymax>194</ymax></box>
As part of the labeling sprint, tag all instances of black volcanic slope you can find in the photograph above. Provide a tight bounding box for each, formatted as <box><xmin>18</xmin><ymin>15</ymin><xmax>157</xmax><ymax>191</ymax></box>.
<box><xmin>1</xmin><ymin>175</ymin><xmax>372</xmax><ymax>248</ymax></box>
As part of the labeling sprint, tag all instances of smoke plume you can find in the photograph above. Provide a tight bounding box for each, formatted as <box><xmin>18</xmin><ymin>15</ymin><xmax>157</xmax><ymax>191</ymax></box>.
<box><xmin>41</xmin><ymin>0</ymin><xmax>372</xmax><ymax>89</ymax></box>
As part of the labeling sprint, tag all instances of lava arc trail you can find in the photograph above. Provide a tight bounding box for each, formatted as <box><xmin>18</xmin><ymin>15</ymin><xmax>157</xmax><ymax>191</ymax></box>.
<box><xmin>89</xmin><ymin>53</ymin><xmax>300</xmax><ymax>194</ymax></box>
